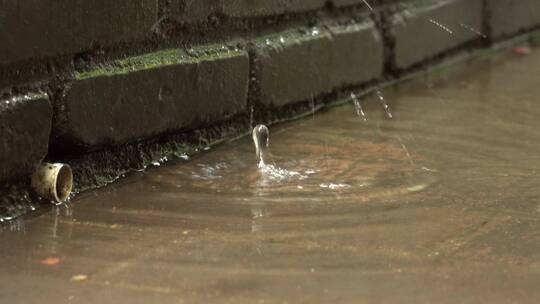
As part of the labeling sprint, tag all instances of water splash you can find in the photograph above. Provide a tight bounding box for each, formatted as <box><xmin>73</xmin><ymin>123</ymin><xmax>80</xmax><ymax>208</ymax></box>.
<box><xmin>376</xmin><ymin>90</ymin><xmax>393</xmax><ymax>119</ymax></box>
<box><xmin>253</xmin><ymin>125</ymin><xmax>309</xmax><ymax>182</ymax></box>
<box><xmin>428</xmin><ymin>19</ymin><xmax>453</xmax><ymax>35</ymax></box>
<box><xmin>459</xmin><ymin>23</ymin><xmax>487</xmax><ymax>38</ymax></box>
<box><xmin>351</xmin><ymin>93</ymin><xmax>367</xmax><ymax>121</ymax></box>
<box><xmin>259</xmin><ymin>163</ymin><xmax>308</xmax><ymax>182</ymax></box>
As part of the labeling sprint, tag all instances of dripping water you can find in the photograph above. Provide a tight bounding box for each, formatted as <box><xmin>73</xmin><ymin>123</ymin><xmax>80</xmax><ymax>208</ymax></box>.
<box><xmin>376</xmin><ymin>90</ymin><xmax>393</xmax><ymax>119</ymax></box>
<box><xmin>397</xmin><ymin>3</ymin><xmax>454</xmax><ymax>36</ymax></box>
<box><xmin>311</xmin><ymin>96</ymin><xmax>316</xmax><ymax>120</ymax></box>
<box><xmin>427</xmin><ymin>18</ymin><xmax>454</xmax><ymax>35</ymax></box>
<box><xmin>351</xmin><ymin>93</ymin><xmax>367</xmax><ymax>121</ymax></box>
<box><xmin>249</xmin><ymin>104</ymin><xmax>254</xmax><ymax>128</ymax></box>
<box><xmin>361</xmin><ymin>0</ymin><xmax>373</xmax><ymax>11</ymax></box>
<box><xmin>460</xmin><ymin>23</ymin><xmax>487</xmax><ymax>38</ymax></box>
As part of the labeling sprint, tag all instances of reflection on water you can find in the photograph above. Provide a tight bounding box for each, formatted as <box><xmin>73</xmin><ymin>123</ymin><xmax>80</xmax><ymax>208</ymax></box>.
<box><xmin>2</xmin><ymin>50</ymin><xmax>540</xmax><ymax>303</ymax></box>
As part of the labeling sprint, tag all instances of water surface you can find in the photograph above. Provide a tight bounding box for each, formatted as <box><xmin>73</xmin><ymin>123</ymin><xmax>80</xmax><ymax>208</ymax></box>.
<box><xmin>1</xmin><ymin>49</ymin><xmax>540</xmax><ymax>303</ymax></box>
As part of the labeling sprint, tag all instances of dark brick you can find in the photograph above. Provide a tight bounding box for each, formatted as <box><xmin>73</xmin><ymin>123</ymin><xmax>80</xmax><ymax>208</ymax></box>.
<box><xmin>331</xmin><ymin>0</ymin><xmax>374</xmax><ymax>8</ymax></box>
<box><xmin>167</xmin><ymin>0</ymin><xmax>221</xmax><ymax>23</ymax></box>
<box><xmin>168</xmin><ymin>0</ymin><xmax>325</xmax><ymax>22</ymax></box>
<box><xmin>0</xmin><ymin>0</ymin><xmax>158</xmax><ymax>65</ymax></box>
<box><xmin>223</xmin><ymin>0</ymin><xmax>326</xmax><ymax>18</ymax></box>
<box><xmin>253</xmin><ymin>22</ymin><xmax>383</xmax><ymax>107</ymax></box>
<box><xmin>391</xmin><ymin>0</ymin><xmax>483</xmax><ymax>70</ymax></box>
<box><xmin>254</xmin><ymin>29</ymin><xmax>332</xmax><ymax>107</ymax></box>
<box><xmin>486</xmin><ymin>0</ymin><xmax>540</xmax><ymax>40</ymax></box>
<box><xmin>0</xmin><ymin>94</ymin><xmax>52</xmax><ymax>182</ymax></box>
<box><xmin>329</xmin><ymin>23</ymin><xmax>384</xmax><ymax>89</ymax></box>
<box><xmin>57</xmin><ymin>47</ymin><xmax>249</xmax><ymax>148</ymax></box>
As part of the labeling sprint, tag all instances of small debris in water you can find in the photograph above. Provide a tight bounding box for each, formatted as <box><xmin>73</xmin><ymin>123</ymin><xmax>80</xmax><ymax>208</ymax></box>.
<box><xmin>70</xmin><ymin>274</ymin><xmax>89</xmax><ymax>282</ymax></box>
<box><xmin>297</xmin><ymin>185</ymin><xmax>304</xmax><ymax>190</ymax></box>
<box><xmin>513</xmin><ymin>46</ymin><xmax>531</xmax><ymax>56</ymax></box>
<box><xmin>407</xmin><ymin>184</ymin><xmax>428</xmax><ymax>192</ymax></box>
<box><xmin>39</xmin><ymin>257</ymin><xmax>61</xmax><ymax>266</ymax></box>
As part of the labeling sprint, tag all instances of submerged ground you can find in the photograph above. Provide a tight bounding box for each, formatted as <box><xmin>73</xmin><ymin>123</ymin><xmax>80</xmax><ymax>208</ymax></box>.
<box><xmin>1</xmin><ymin>48</ymin><xmax>540</xmax><ymax>303</ymax></box>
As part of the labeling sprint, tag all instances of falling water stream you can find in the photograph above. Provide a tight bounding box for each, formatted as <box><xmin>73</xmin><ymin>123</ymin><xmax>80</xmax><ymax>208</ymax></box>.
<box><xmin>1</xmin><ymin>49</ymin><xmax>540</xmax><ymax>303</ymax></box>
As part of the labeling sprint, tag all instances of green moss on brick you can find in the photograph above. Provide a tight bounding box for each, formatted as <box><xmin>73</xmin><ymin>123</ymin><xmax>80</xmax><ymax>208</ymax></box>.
<box><xmin>76</xmin><ymin>47</ymin><xmax>246</xmax><ymax>80</ymax></box>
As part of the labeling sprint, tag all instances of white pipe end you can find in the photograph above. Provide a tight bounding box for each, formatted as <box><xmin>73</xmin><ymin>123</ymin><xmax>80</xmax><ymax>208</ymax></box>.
<box><xmin>31</xmin><ymin>163</ymin><xmax>73</xmax><ymax>203</ymax></box>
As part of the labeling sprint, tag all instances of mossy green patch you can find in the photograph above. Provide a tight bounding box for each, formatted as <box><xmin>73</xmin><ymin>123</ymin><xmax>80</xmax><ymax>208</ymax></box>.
<box><xmin>75</xmin><ymin>46</ymin><xmax>245</xmax><ymax>80</ymax></box>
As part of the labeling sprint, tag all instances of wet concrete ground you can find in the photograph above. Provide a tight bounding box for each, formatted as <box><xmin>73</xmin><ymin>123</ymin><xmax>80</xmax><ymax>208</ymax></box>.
<box><xmin>2</xmin><ymin>48</ymin><xmax>540</xmax><ymax>303</ymax></box>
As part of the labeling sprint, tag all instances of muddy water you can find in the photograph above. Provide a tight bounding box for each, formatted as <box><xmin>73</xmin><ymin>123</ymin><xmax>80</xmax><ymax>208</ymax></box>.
<box><xmin>2</xmin><ymin>50</ymin><xmax>540</xmax><ymax>303</ymax></box>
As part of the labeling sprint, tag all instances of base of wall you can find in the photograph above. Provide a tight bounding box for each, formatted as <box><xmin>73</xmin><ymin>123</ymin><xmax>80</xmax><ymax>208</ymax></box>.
<box><xmin>1</xmin><ymin>29</ymin><xmax>537</xmax><ymax>222</ymax></box>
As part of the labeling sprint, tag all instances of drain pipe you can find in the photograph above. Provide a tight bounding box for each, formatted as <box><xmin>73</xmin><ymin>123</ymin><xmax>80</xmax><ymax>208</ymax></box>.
<box><xmin>31</xmin><ymin>163</ymin><xmax>73</xmax><ymax>203</ymax></box>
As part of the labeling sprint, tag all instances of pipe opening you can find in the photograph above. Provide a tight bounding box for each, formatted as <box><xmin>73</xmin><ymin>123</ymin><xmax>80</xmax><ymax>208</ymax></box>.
<box><xmin>31</xmin><ymin>163</ymin><xmax>73</xmax><ymax>203</ymax></box>
<box><xmin>55</xmin><ymin>165</ymin><xmax>73</xmax><ymax>202</ymax></box>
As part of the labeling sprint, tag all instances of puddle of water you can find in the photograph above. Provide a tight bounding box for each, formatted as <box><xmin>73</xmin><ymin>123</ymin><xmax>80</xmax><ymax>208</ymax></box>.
<box><xmin>2</xmin><ymin>50</ymin><xmax>540</xmax><ymax>303</ymax></box>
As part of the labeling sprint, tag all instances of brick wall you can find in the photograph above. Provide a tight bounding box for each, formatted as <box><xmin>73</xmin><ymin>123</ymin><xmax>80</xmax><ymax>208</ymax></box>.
<box><xmin>1</xmin><ymin>0</ymin><xmax>539</xmax><ymax>184</ymax></box>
